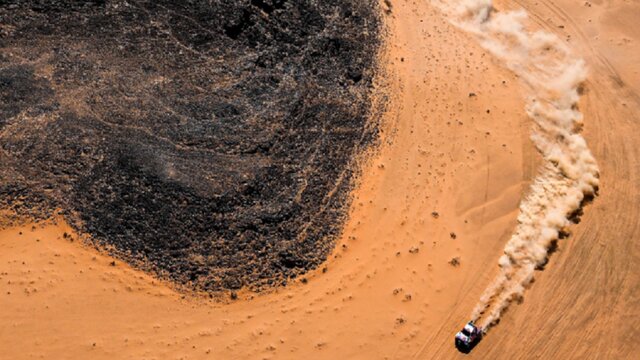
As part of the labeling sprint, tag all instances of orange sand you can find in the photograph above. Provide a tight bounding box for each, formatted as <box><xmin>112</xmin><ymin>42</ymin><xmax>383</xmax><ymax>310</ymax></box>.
<box><xmin>1</xmin><ymin>1</ymin><xmax>638</xmax><ymax>359</ymax></box>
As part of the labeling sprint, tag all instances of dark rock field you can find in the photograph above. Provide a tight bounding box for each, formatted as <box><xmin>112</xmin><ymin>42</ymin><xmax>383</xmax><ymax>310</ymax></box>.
<box><xmin>0</xmin><ymin>0</ymin><xmax>380</xmax><ymax>293</ymax></box>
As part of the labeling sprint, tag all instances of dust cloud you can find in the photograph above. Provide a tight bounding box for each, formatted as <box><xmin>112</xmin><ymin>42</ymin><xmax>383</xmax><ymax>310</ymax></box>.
<box><xmin>432</xmin><ymin>0</ymin><xmax>600</xmax><ymax>330</ymax></box>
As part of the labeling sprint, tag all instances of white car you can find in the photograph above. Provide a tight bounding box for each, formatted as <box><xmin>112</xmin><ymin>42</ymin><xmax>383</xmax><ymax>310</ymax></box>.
<box><xmin>455</xmin><ymin>321</ymin><xmax>483</xmax><ymax>351</ymax></box>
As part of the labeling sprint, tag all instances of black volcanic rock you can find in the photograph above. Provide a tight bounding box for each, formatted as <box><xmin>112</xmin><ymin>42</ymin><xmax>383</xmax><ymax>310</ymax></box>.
<box><xmin>0</xmin><ymin>0</ymin><xmax>380</xmax><ymax>292</ymax></box>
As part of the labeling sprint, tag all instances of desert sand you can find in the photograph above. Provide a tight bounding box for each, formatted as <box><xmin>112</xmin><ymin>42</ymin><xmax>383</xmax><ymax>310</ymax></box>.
<box><xmin>1</xmin><ymin>0</ymin><xmax>639</xmax><ymax>359</ymax></box>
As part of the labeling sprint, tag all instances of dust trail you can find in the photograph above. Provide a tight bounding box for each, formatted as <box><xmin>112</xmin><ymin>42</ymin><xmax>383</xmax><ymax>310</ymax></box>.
<box><xmin>431</xmin><ymin>0</ymin><xmax>600</xmax><ymax>330</ymax></box>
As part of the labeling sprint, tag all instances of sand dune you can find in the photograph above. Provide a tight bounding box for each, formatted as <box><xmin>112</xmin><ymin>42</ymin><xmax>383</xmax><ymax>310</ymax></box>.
<box><xmin>1</xmin><ymin>0</ymin><xmax>639</xmax><ymax>359</ymax></box>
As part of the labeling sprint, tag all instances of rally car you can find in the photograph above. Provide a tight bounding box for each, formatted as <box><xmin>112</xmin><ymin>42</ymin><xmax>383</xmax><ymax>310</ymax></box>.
<box><xmin>455</xmin><ymin>321</ymin><xmax>483</xmax><ymax>352</ymax></box>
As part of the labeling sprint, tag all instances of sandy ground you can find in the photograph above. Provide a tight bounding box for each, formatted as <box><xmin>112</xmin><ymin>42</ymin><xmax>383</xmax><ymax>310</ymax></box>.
<box><xmin>1</xmin><ymin>0</ymin><xmax>638</xmax><ymax>359</ymax></box>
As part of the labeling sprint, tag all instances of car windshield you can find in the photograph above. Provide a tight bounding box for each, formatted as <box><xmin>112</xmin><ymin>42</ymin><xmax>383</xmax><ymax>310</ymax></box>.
<box><xmin>462</xmin><ymin>328</ymin><xmax>471</xmax><ymax>336</ymax></box>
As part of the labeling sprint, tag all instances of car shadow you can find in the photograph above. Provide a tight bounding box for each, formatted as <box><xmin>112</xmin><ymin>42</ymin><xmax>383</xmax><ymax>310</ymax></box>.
<box><xmin>455</xmin><ymin>338</ymin><xmax>482</xmax><ymax>354</ymax></box>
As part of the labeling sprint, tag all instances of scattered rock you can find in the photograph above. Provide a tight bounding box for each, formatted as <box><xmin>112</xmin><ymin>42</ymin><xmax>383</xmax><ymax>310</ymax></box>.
<box><xmin>383</xmin><ymin>0</ymin><xmax>393</xmax><ymax>14</ymax></box>
<box><xmin>449</xmin><ymin>257</ymin><xmax>461</xmax><ymax>267</ymax></box>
